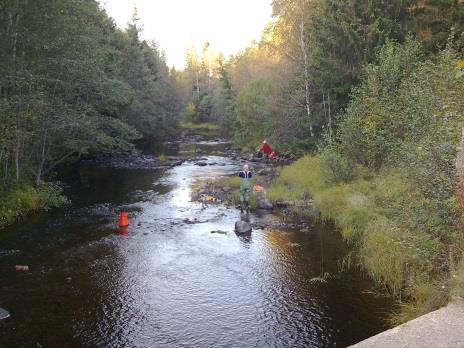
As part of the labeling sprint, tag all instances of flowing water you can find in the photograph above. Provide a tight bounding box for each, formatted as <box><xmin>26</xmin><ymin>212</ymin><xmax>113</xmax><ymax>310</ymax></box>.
<box><xmin>0</xmin><ymin>138</ymin><xmax>391</xmax><ymax>347</ymax></box>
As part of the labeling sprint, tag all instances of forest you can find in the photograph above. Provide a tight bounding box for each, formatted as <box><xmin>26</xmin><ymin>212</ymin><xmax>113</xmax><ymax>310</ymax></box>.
<box><xmin>0</xmin><ymin>0</ymin><xmax>180</xmax><ymax>223</ymax></box>
<box><xmin>1</xmin><ymin>0</ymin><xmax>464</xmax><ymax>325</ymax></box>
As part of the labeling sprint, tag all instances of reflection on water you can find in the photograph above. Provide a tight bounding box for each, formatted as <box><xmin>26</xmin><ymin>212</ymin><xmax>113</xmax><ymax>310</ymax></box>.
<box><xmin>0</xmin><ymin>140</ymin><xmax>391</xmax><ymax>347</ymax></box>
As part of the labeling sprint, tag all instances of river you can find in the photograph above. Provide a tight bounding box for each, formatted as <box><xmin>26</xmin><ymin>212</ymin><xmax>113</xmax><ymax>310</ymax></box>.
<box><xmin>0</xmin><ymin>137</ymin><xmax>391</xmax><ymax>347</ymax></box>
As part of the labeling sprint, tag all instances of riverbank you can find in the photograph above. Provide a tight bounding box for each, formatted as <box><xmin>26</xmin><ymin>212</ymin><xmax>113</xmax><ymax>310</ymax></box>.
<box><xmin>0</xmin><ymin>127</ymin><xmax>225</xmax><ymax>230</ymax></box>
<box><xmin>350</xmin><ymin>297</ymin><xmax>464</xmax><ymax>348</ymax></box>
<box><xmin>0</xmin><ymin>183</ymin><xmax>69</xmax><ymax>229</ymax></box>
<box><xmin>267</xmin><ymin>154</ymin><xmax>464</xmax><ymax>324</ymax></box>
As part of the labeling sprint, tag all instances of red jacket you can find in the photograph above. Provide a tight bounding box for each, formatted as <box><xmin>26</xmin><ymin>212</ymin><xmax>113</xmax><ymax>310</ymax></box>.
<box><xmin>260</xmin><ymin>143</ymin><xmax>273</xmax><ymax>155</ymax></box>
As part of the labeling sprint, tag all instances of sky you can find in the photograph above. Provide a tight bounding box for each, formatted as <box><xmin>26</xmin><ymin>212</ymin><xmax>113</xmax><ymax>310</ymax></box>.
<box><xmin>99</xmin><ymin>0</ymin><xmax>273</xmax><ymax>69</ymax></box>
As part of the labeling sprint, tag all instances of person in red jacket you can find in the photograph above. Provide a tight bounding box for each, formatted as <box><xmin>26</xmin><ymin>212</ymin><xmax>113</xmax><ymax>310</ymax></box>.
<box><xmin>259</xmin><ymin>140</ymin><xmax>273</xmax><ymax>160</ymax></box>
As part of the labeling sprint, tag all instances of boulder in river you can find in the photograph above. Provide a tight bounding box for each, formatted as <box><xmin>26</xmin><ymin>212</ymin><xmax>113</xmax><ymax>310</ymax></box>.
<box><xmin>0</xmin><ymin>308</ymin><xmax>10</xmax><ymax>320</ymax></box>
<box><xmin>235</xmin><ymin>220</ymin><xmax>252</xmax><ymax>234</ymax></box>
<box><xmin>195</xmin><ymin>161</ymin><xmax>207</xmax><ymax>166</ymax></box>
<box><xmin>15</xmin><ymin>265</ymin><xmax>29</xmax><ymax>272</ymax></box>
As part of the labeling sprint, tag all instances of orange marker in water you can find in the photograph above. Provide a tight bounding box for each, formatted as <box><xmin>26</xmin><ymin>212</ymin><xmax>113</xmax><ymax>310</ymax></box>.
<box><xmin>119</xmin><ymin>212</ymin><xmax>129</xmax><ymax>227</ymax></box>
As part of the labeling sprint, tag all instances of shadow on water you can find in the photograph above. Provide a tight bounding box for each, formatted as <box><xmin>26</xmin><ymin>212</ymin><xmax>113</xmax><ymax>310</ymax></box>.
<box><xmin>0</xmin><ymin>138</ymin><xmax>392</xmax><ymax>348</ymax></box>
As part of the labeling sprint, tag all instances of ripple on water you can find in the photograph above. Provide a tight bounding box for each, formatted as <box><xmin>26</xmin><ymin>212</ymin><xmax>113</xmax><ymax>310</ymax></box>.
<box><xmin>0</xmin><ymin>142</ymin><xmax>391</xmax><ymax>348</ymax></box>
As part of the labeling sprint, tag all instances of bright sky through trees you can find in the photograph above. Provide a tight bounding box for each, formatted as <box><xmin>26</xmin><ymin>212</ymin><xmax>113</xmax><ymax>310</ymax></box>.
<box><xmin>100</xmin><ymin>0</ymin><xmax>273</xmax><ymax>69</ymax></box>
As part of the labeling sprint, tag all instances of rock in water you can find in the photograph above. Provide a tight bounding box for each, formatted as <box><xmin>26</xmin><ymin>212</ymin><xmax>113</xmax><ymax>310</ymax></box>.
<box><xmin>0</xmin><ymin>308</ymin><xmax>10</xmax><ymax>320</ymax></box>
<box><xmin>257</xmin><ymin>197</ymin><xmax>273</xmax><ymax>210</ymax></box>
<box><xmin>15</xmin><ymin>265</ymin><xmax>29</xmax><ymax>272</ymax></box>
<box><xmin>235</xmin><ymin>221</ymin><xmax>252</xmax><ymax>234</ymax></box>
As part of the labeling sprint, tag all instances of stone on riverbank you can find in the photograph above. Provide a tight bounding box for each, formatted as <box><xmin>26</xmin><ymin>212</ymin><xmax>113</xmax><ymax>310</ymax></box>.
<box><xmin>257</xmin><ymin>167</ymin><xmax>275</xmax><ymax>176</ymax></box>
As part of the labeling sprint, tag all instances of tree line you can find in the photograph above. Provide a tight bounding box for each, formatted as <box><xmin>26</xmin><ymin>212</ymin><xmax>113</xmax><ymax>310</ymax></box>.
<box><xmin>0</xmin><ymin>0</ymin><xmax>180</xmax><ymax>223</ymax></box>
<box><xmin>176</xmin><ymin>0</ymin><xmax>463</xmax><ymax>153</ymax></box>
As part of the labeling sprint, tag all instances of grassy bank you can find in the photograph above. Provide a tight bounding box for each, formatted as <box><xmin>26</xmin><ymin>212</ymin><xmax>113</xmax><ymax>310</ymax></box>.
<box><xmin>181</xmin><ymin>122</ymin><xmax>219</xmax><ymax>131</ymax></box>
<box><xmin>268</xmin><ymin>155</ymin><xmax>464</xmax><ymax>323</ymax></box>
<box><xmin>181</xmin><ymin>122</ymin><xmax>221</xmax><ymax>138</ymax></box>
<box><xmin>0</xmin><ymin>183</ymin><xmax>69</xmax><ymax>228</ymax></box>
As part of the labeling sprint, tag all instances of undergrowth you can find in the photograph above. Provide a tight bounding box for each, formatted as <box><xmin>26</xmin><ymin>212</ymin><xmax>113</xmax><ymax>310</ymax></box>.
<box><xmin>268</xmin><ymin>155</ymin><xmax>463</xmax><ymax>323</ymax></box>
<box><xmin>0</xmin><ymin>182</ymin><xmax>69</xmax><ymax>228</ymax></box>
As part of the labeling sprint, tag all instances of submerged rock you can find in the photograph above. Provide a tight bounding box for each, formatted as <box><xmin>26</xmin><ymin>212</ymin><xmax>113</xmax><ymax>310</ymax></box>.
<box><xmin>195</xmin><ymin>161</ymin><xmax>207</xmax><ymax>166</ymax></box>
<box><xmin>0</xmin><ymin>308</ymin><xmax>10</xmax><ymax>320</ymax></box>
<box><xmin>0</xmin><ymin>250</ymin><xmax>20</xmax><ymax>257</ymax></box>
<box><xmin>210</xmin><ymin>230</ymin><xmax>228</xmax><ymax>235</ymax></box>
<box><xmin>235</xmin><ymin>220</ymin><xmax>252</xmax><ymax>234</ymax></box>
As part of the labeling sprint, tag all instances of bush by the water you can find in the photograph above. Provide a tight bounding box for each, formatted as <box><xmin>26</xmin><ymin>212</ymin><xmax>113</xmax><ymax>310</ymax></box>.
<box><xmin>269</xmin><ymin>40</ymin><xmax>464</xmax><ymax>323</ymax></box>
<box><xmin>0</xmin><ymin>183</ymin><xmax>69</xmax><ymax>227</ymax></box>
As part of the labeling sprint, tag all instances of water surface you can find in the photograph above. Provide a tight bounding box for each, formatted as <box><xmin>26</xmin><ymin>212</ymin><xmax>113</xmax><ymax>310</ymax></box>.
<box><xmin>0</xmin><ymin>140</ymin><xmax>390</xmax><ymax>347</ymax></box>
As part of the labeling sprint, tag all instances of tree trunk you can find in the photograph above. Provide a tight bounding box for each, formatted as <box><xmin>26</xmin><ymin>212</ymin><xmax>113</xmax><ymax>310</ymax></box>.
<box><xmin>14</xmin><ymin>137</ymin><xmax>20</xmax><ymax>181</ymax></box>
<box><xmin>456</xmin><ymin>128</ymin><xmax>464</xmax><ymax>209</ymax></box>
<box><xmin>298</xmin><ymin>0</ymin><xmax>313</xmax><ymax>137</ymax></box>
<box><xmin>196</xmin><ymin>71</ymin><xmax>200</xmax><ymax>102</ymax></box>
<box><xmin>35</xmin><ymin>127</ymin><xmax>48</xmax><ymax>187</ymax></box>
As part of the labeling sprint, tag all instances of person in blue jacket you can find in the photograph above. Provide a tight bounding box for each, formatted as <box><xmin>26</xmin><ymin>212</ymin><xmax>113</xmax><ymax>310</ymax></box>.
<box><xmin>239</xmin><ymin>164</ymin><xmax>252</xmax><ymax>213</ymax></box>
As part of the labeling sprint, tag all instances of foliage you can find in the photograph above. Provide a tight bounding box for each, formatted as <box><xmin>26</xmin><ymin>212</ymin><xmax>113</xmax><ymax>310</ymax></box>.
<box><xmin>0</xmin><ymin>182</ymin><xmax>68</xmax><ymax>227</ymax></box>
<box><xmin>451</xmin><ymin>258</ymin><xmax>464</xmax><ymax>298</ymax></box>
<box><xmin>339</xmin><ymin>38</ymin><xmax>424</xmax><ymax>168</ymax></box>
<box><xmin>234</xmin><ymin>78</ymin><xmax>278</xmax><ymax>150</ymax></box>
<box><xmin>181</xmin><ymin>122</ymin><xmax>219</xmax><ymax>131</ymax></box>
<box><xmin>174</xmin><ymin>0</ymin><xmax>464</xmax><ymax>154</ymax></box>
<box><xmin>0</xmin><ymin>0</ymin><xmax>180</xmax><ymax>224</ymax></box>
<box><xmin>269</xmin><ymin>40</ymin><xmax>464</xmax><ymax>322</ymax></box>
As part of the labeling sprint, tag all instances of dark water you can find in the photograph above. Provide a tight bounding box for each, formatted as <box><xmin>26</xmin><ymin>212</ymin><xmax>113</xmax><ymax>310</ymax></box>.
<box><xmin>0</xmin><ymin>139</ymin><xmax>391</xmax><ymax>347</ymax></box>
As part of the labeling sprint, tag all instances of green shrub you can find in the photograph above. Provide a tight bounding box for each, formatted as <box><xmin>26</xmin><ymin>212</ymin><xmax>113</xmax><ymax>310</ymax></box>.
<box><xmin>267</xmin><ymin>155</ymin><xmax>332</xmax><ymax>202</ymax></box>
<box><xmin>321</xmin><ymin>146</ymin><xmax>354</xmax><ymax>182</ymax></box>
<box><xmin>0</xmin><ymin>182</ymin><xmax>69</xmax><ymax>227</ymax></box>
<box><xmin>37</xmin><ymin>182</ymin><xmax>70</xmax><ymax>210</ymax></box>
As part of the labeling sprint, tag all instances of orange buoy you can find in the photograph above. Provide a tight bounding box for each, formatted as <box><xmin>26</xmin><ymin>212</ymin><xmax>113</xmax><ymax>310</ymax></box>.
<box><xmin>119</xmin><ymin>212</ymin><xmax>129</xmax><ymax>227</ymax></box>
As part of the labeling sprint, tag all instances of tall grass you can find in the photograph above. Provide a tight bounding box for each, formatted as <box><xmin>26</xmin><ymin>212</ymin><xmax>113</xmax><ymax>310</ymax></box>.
<box><xmin>181</xmin><ymin>122</ymin><xmax>219</xmax><ymax>131</ymax></box>
<box><xmin>269</xmin><ymin>155</ymin><xmax>458</xmax><ymax>322</ymax></box>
